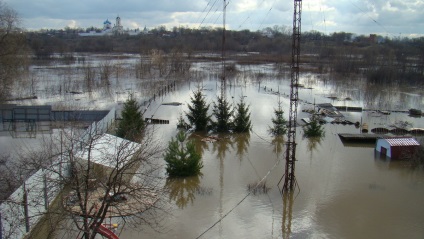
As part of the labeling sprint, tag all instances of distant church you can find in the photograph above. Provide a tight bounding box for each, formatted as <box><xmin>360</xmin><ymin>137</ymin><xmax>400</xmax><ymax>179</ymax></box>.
<box><xmin>102</xmin><ymin>16</ymin><xmax>123</xmax><ymax>35</ymax></box>
<box><xmin>112</xmin><ymin>16</ymin><xmax>124</xmax><ymax>34</ymax></box>
<box><xmin>103</xmin><ymin>19</ymin><xmax>112</xmax><ymax>31</ymax></box>
<box><xmin>79</xmin><ymin>16</ymin><xmax>141</xmax><ymax>37</ymax></box>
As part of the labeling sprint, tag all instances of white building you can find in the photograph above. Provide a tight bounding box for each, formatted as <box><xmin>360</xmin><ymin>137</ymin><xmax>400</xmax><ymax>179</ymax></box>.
<box><xmin>79</xmin><ymin>16</ymin><xmax>143</xmax><ymax>37</ymax></box>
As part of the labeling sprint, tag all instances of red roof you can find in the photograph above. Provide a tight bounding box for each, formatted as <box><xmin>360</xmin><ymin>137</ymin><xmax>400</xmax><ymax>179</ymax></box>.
<box><xmin>385</xmin><ymin>138</ymin><xmax>420</xmax><ymax>147</ymax></box>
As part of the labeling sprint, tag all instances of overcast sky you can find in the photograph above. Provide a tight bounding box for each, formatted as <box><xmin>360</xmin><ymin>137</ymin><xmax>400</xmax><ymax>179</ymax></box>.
<box><xmin>4</xmin><ymin>0</ymin><xmax>424</xmax><ymax>37</ymax></box>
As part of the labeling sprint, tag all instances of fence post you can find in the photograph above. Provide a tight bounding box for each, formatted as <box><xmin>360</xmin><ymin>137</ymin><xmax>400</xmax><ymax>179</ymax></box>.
<box><xmin>1</xmin><ymin>211</ymin><xmax>3</xmax><ymax>239</ymax></box>
<box><xmin>43</xmin><ymin>173</ymin><xmax>49</xmax><ymax>210</ymax></box>
<box><xmin>23</xmin><ymin>183</ymin><xmax>30</xmax><ymax>233</ymax></box>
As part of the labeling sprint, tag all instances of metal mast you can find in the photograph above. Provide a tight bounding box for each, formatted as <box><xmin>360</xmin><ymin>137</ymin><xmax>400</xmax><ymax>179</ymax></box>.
<box><xmin>221</xmin><ymin>0</ymin><xmax>227</xmax><ymax>99</ymax></box>
<box><xmin>283</xmin><ymin>0</ymin><xmax>302</xmax><ymax>191</ymax></box>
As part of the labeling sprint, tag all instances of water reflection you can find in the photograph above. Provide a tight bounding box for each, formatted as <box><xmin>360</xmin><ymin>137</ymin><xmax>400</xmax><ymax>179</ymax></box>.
<box><xmin>271</xmin><ymin>136</ymin><xmax>285</xmax><ymax>156</ymax></box>
<box><xmin>211</xmin><ymin>133</ymin><xmax>234</xmax><ymax>160</ymax></box>
<box><xmin>234</xmin><ymin>133</ymin><xmax>250</xmax><ymax>161</ymax></box>
<box><xmin>305</xmin><ymin>137</ymin><xmax>323</xmax><ymax>159</ymax></box>
<box><xmin>165</xmin><ymin>175</ymin><xmax>201</xmax><ymax>209</ymax></box>
<box><xmin>282</xmin><ymin>191</ymin><xmax>295</xmax><ymax>239</ymax></box>
<box><xmin>188</xmin><ymin>132</ymin><xmax>209</xmax><ymax>156</ymax></box>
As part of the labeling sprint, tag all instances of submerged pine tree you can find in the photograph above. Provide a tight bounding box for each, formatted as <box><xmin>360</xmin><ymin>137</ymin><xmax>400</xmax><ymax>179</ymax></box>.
<box><xmin>186</xmin><ymin>88</ymin><xmax>210</xmax><ymax>131</ymax></box>
<box><xmin>233</xmin><ymin>96</ymin><xmax>252</xmax><ymax>133</ymax></box>
<box><xmin>269</xmin><ymin>98</ymin><xmax>287</xmax><ymax>135</ymax></box>
<box><xmin>116</xmin><ymin>94</ymin><xmax>144</xmax><ymax>141</ymax></box>
<box><xmin>210</xmin><ymin>95</ymin><xmax>233</xmax><ymax>132</ymax></box>
<box><xmin>303</xmin><ymin>115</ymin><xmax>325</xmax><ymax>138</ymax></box>
<box><xmin>164</xmin><ymin>131</ymin><xmax>203</xmax><ymax>177</ymax></box>
<box><xmin>177</xmin><ymin>112</ymin><xmax>190</xmax><ymax>130</ymax></box>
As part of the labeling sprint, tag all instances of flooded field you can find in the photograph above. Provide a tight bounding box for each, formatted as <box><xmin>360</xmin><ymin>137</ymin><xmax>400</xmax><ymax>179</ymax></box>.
<box><xmin>3</xmin><ymin>54</ymin><xmax>424</xmax><ymax>239</ymax></box>
<box><xmin>118</xmin><ymin>74</ymin><xmax>424</xmax><ymax>239</ymax></box>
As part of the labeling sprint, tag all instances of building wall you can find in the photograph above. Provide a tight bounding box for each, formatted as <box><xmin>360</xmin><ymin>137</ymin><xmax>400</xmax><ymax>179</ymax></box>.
<box><xmin>391</xmin><ymin>145</ymin><xmax>419</xmax><ymax>159</ymax></box>
<box><xmin>376</xmin><ymin>139</ymin><xmax>392</xmax><ymax>157</ymax></box>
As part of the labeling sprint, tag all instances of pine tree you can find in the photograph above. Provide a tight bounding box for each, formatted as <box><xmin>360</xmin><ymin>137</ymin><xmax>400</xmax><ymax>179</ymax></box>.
<box><xmin>233</xmin><ymin>96</ymin><xmax>252</xmax><ymax>133</ymax></box>
<box><xmin>116</xmin><ymin>95</ymin><xmax>144</xmax><ymax>141</ymax></box>
<box><xmin>176</xmin><ymin>112</ymin><xmax>189</xmax><ymax>130</ymax></box>
<box><xmin>186</xmin><ymin>88</ymin><xmax>210</xmax><ymax>131</ymax></box>
<box><xmin>269</xmin><ymin>99</ymin><xmax>287</xmax><ymax>135</ymax></box>
<box><xmin>303</xmin><ymin>115</ymin><xmax>325</xmax><ymax>138</ymax></box>
<box><xmin>164</xmin><ymin>131</ymin><xmax>203</xmax><ymax>177</ymax></box>
<box><xmin>210</xmin><ymin>95</ymin><xmax>233</xmax><ymax>132</ymax></box>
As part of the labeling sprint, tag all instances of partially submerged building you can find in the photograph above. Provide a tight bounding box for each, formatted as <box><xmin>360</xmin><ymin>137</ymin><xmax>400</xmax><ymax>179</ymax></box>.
<box><xmin>375</xmin><ymin>138</ymin><xmax>420</xmax><ymax>159</ymax></box>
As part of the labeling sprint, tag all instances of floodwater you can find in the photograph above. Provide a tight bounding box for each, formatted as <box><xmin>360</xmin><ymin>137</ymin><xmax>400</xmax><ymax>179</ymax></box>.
<box><xmin>6</xmin><ymin>55</ymin><xmax>424</xmax><ymax>239</ymax></box>
<box><xmin>118</xmin><ymin>64</ymin><xmax>424</xmax><ymax>238</ymax></box>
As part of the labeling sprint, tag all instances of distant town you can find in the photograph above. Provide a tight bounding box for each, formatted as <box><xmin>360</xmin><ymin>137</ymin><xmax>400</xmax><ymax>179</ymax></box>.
<box><xmin>78</xmin><ymin>16</ymin><xmax>149</xmax><ymax>37</ymax></box>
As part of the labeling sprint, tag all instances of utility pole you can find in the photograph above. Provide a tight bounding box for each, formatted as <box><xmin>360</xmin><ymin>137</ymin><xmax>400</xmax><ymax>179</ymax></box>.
<box><xmin>221</xmin><ymin>0</ymin><xmax>227</xmax><ymax>99</ymax></box>
<box><xmin>283</xmin><ymin>0</ymin><xmax>302</xmax><ymax>191</ymax></box>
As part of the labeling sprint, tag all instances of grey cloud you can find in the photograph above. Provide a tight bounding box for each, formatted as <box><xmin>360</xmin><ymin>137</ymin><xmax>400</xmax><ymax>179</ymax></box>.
<box><xmin>4</xmin><ymin>0</ymin><xmax>424</xmax><ymax>36</ymax></box>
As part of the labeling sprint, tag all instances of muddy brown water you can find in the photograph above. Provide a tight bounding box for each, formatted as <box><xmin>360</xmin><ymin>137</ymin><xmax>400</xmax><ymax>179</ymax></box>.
<box><xmin>4</xmin><ymin>57</ymin><xmax>424</xmax><ymax>239</ymax></box>
<box><xmin>117</xmin><ymin>73</ymin><xmax>424</xmax><ymax>239</ymax></box>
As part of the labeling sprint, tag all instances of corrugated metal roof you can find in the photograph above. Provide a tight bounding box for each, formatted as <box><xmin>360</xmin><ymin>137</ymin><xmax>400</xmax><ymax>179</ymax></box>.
<box><xmin>385</xmin><ymin>138</ymin><xmax>420</xmax><ymax>147</ymax></box>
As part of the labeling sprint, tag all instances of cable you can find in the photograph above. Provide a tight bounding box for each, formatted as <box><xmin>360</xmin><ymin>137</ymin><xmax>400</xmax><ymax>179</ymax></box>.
<box><xmin>257</xmin><ymin>0</ymin><xmax>278</xmax><ymax>31</ymax></box>
<box><xmin>195</xmin><ymin>0</ymin><xmax>214</xmax><ymax>27</ymax></box>
<box><xmin>198</xmin><ymin>0</ymin><xmax>220</xmax><ymax>29</ymax></box>
<box><xmin>347</xmin><ymin>0</ymin><xmax>393</xmax><ymax>37</ymax></box>
<box><xmin>195</xmin><ymin>148</ymin><xmax>282</xmax><ymax>238</ymax></box>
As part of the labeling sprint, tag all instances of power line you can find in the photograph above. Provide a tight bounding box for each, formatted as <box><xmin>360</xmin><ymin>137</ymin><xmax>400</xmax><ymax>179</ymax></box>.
<box><xmin>195</xmin><ymin>147</ymin><xmax>282</xmax><ymax>238</ymax></box>
<box><xmin>198</xmin><ymin>0</ymin><xmax>220</xmax><ymax>29</ymax></box>
<box><xmin>235</xmin><ymin>0</ymin><xmax>267</xmax><ymax>30</ymax></box>
<box><xmin>195</xmin><ymin>0</ymin><xmax>214</xmax><ymax>25</ymax></box>
<box><xmin>347</xmin><ymin>0</ymin><xmax>391</xmax><ymax>35</ymax></box>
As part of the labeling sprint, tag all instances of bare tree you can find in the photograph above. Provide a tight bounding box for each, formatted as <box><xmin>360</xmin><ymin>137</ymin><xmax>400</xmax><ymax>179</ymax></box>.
<box><xmin>150</xmin><ymin>49</ymin><xmax>168</xmax><ymax>77</ymax></box>
<box><xmin>1</xmin><ymin>123</ymin><xmax>167</xmax><ymax>239</ymax></box>
<box><xmin>0</xmin><ymin>1</ymin><xmax>30</xmax><ymax>102</ymax></box>
<box><xmin>83</xmin><ymin>62</ymin><xmax>96</xmax><ymax>94</ymax></box>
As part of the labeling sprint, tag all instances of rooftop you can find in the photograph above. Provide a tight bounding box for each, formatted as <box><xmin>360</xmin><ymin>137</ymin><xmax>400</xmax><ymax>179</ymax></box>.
<box><xmin>384</xmin><ymin>138</ymin><xmax>420</xmax><ymax>147</ymax></box>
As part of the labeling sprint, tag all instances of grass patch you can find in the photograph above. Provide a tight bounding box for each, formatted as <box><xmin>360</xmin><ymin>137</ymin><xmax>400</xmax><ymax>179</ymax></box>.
<box><xmin>247</xmin><ymin>181</ymin><xmax>270</xmax><ymax>195</ymax></box>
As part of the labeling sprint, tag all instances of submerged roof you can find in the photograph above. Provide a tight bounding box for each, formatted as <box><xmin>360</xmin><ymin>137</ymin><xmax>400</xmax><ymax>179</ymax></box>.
<box><xmin>78</xmin><ymin>133</ymin><xmax>141</xmax><ymax>168</ymax></box>
<box><xmin>383</xmin><ymin>138</ymin><xmax>420</xmax><ymax>147</ymax></box>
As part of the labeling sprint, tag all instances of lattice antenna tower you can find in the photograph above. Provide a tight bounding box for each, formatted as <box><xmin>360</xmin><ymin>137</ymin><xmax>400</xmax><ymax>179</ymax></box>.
<box><xmin>283</xmin><ymin>0</ymin><xmax>302</xmax><ymax>191</ymax></box>
<box><xmin>221</xmin><ymin>0</ymin><xmax>227</xmax><ymax>99</ymax></box>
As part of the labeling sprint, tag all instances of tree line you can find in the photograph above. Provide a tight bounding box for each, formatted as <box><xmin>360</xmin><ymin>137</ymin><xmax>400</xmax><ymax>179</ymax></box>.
<box><xmin>2</xmin><ymin>0</ymin><xmax>424</xmax><ymax>101</ymax></box>
<box><xmin>19</xmin><ymin>26</ymin><xmax>424</xmax><ymax>88</ymax></box>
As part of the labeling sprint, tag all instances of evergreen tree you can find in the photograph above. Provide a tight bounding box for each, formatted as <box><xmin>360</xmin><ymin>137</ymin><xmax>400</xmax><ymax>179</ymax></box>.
<box><xmin>233</xmin><ymin>96</ymin><xmax>252</xmax><ymax>133</ymax></box>
<box><xmin>269</xmin><ymin>99</ymin><xmax>287</xmax><ymax>135</ymax></box>
<box><xmin>210</xmin><ymin>95</ymin><xmax>234</xmax><ymax>132</ymax></box>
<box><xmin>186</xmin><ymin>88</ymin><xmax>210</xmax><ymax>131</ymax></box>
<box><xmin>176</xmin><ymin>112</ymin><xmax>189</xmax><ymax>130</ymax></box>
<box><xmin>116</xmin><ymin>95</ymin><xmax>144</xmax><ymax>141</ymax></box>
<box><xmin>164</xmin><ymin>131</ymin><xmax>203</xmax><ymax>177</ymax></box>
<box><xmin>303</xmin><ymin>116</ymin><xmax>325</xmax><ymax>138</ymax></box>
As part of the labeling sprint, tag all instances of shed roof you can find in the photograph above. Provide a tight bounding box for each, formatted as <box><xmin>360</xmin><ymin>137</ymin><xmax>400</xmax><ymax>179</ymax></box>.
<box><xmin>384</xmin><ymin>138</ymin><xmax>420</xmax><ymax>147</ymax></box>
